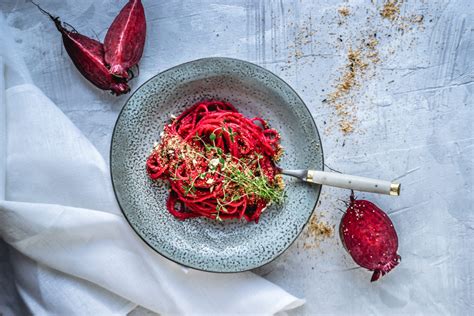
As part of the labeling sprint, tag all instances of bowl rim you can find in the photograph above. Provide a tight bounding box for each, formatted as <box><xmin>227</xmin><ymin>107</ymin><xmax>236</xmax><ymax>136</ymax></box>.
<box><xmin>110</xmin><ymin>57</ymin><xmax>325</xmax><ymax>273</ymax></box>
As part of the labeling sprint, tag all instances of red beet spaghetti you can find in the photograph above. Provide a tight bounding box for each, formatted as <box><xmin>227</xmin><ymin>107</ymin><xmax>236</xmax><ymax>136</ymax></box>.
<box><xmin>146</xmin><ymin>100</ymin><xmax>284</xmax><ymax>222</ymax></box>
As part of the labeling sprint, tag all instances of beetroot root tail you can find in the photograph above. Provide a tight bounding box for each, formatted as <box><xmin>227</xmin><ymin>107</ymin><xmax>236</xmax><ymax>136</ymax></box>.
<box><xmin>370</xmin><ymin>270</ymin><xmax>383</xmax><ymax>282</ymax></box>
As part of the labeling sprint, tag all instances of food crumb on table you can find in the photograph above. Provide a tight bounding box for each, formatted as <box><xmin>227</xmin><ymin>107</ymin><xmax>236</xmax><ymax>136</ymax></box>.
<box><xmin>338</xmin><ymin>7</ymin><xmax>350</xmax><ymax>17</ymax></box>
<box><xmin>301</xmin><ymin>213</ymin><xmax>334</xmax><ymax>249</ymax></box>
<box><xmin>380</xmin><ymin>0</ymin><xmax>402</xmax><ymax>21</ymax></box>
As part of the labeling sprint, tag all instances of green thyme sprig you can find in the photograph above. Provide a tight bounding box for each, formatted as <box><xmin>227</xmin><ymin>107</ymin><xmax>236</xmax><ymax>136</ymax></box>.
<box><xmin>191</xmin><ymin>131</ymin><xmax>284</xmax><ymax>207</ymax></box>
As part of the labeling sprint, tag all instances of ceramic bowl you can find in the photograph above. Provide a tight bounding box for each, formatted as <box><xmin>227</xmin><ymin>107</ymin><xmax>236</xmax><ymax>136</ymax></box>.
<box><xmin>110</xmin><ymin>57</ymin><xmax>323</xmax><ymax>272</ymax></box>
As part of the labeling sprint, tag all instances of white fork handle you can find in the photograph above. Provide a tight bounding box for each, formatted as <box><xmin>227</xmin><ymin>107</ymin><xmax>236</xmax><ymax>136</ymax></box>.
<box><xmin>307</xmin><ymin>170</ymin><xmax>400</xmax><ymax>196</ymax></box>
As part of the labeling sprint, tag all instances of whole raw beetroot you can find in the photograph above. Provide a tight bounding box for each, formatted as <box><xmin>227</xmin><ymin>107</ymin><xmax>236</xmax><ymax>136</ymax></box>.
<box><xmin>104</xmin><ymin>0</ymin><xmax>146</xmax><ymax>78</ymax></box>
<box><xmin>340</xmin><ymin>192</ymin><xmax>401</xmax><ymax>282</ymax></box>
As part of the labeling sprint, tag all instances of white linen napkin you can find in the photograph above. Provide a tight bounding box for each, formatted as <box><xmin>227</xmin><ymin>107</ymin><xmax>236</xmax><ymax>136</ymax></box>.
<box><xmin>0</xmin><ymin>15</ymin><xmax>304</xmax><ymax>315</ymax></box>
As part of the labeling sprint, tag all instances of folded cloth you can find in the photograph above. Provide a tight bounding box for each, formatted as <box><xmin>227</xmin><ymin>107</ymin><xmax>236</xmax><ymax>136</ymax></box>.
<box><xmin>0</xmin><ymin>15</ymin><xmax>303</xmax><ymax>315</ymax></box>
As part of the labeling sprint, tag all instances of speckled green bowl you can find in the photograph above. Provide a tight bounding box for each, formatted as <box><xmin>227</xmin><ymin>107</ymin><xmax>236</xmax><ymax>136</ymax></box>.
<box><xmin>110</xmin><ymin>57</ymin><xmax>323</xmax><ymax>272</ymax></box>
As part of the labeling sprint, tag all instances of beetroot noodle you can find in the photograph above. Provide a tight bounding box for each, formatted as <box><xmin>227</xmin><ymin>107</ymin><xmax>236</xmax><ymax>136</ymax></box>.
<box><xmin>146</xmin><ymin>100</ymin><xmax>283</xmax><ymax>223</ymax></box>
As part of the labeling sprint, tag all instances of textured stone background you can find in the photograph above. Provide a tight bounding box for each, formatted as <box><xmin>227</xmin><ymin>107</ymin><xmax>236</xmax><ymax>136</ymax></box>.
<box><xmin>1</xmin><ymin>0</ymin><xmax>472</xmax><ymax>315</ymax></box>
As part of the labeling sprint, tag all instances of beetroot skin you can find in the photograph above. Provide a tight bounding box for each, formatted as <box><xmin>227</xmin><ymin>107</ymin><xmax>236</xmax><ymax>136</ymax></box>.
<box><xmin>33</xmin><ymin>3</ymin><xmax>130</xmax><ymax>95</ymax></box>
<box><xmin>104</xmin><ymin>0</ymin><xmax>146</xmax><ymax>78</ymax></box>
<box><xmin>340</xmin><ymin>193</ymin><xmax>401</xmax><ymax>282</ymax></box>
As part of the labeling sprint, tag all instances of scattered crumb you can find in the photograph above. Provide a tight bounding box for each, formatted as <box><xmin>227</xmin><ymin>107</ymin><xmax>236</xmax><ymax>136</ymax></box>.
<box><xmin>339</xmin><ymin>120</ymin><xmax>354</xmax><ymax>134</ymax></box>
<box><xmin>279</xmin><ymin>0</ymin><xmax>424</xmax><ymax>136</ymax></box>
<box><xmin>410</xmin><ymin>14</ymin><xmax>424</xmax><ymax>24</ymax></box>
<box><xmin>367</xmin><ymin>38</ymin><xmax>379</xmax><ymax>50</ymax></box>
<box><xmin>380</xmin><ymin>1</ymin><xmax>424</xmax><ymax>31</ymax></box>
<box><xmin>301</xmin><ymin>213</ymin><xmax>334</xmax><ymax>249</ymax></box>
<box><xmin>326</xmin><ymin>39</ymin><xmax>377</xmax><ymax>135</ymax></box>
<box><xmin>281</xmin><ymin>15</ymin><xmax>317</xmax><ymax>70</ymax></box>
<box><xmin>380</xmin><ymin>0</ymin><xmax>402</xmax><ymax>21</ymax></box>
<box><xmin>308</xmin><ymin>214</ymin><xmax>333</xmax><ymax>238</ymax></box>
<box><xmin>338</xmin><ymin>7</ymin><xmax>350</xmax><ymax>17</ymax></box>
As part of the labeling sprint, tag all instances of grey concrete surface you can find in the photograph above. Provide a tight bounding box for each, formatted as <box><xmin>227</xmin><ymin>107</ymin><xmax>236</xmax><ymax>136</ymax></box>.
<box><xmin>1</xmin><ymin>0</ymin><xmax>472</xmax><ymax>315</ymax></box>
